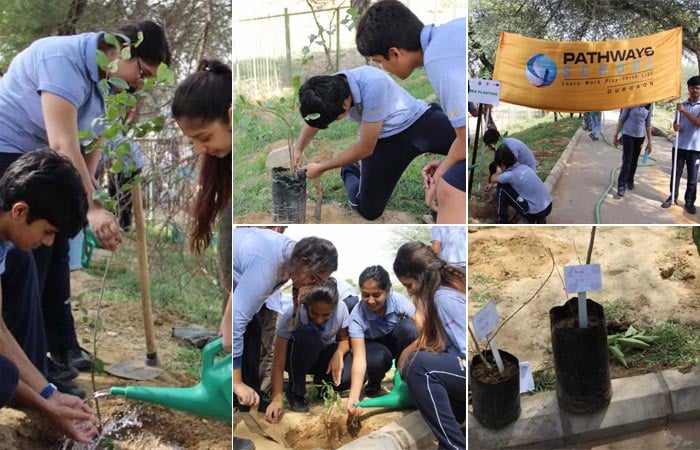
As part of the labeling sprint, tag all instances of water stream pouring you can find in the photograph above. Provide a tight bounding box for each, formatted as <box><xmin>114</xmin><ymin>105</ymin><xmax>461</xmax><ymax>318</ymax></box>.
<box><xmin>110</xmin><ymin>338</ymin><xmax>232</xmax><ymax>423</ymax></box>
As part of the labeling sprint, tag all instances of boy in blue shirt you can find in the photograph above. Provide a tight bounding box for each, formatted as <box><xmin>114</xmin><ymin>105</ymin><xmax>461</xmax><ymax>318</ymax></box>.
<box><xmin>491</xmin><ymin>146</ymin><xmax>553</xmax><ymax>224</ymax></box>
<box><xmin>356</xmin><ymin>0</ymin><xmax>466</xmax><ymax>223</ymax></box>
<box><xmin>0</xmin><ymin>151</ymin><xmax>96</xmax><ymax>442</ymax></box>
<box><xmin>661</xmin><ymin>75</ymin><xmax>700</xmax><ymax>214</ymax></box>
<box><xmin>295</xmin><ymin>66</ymin><xmax>454</xmax><ymax>220</ymax></box>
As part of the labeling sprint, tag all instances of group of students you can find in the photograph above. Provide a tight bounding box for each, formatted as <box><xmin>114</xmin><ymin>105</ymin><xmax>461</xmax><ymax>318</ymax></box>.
<box><xmin>476</xmin><ymin>75</ymin><xmax>700</xmax><ymax>224</ymax></box>
<box><xmin>293</xmin><ymin>0</ymin><xmax>467</xmax><ymax>224</ymax></box>
<box><xmin>232</xmin><ymin>227</ymin><xmax>466</xmax><ymax>450</ymax></box>
<box><xmin>0</xmin><ymin>20</ymin><xmax>235</xmax><ymax>443</ymax></box>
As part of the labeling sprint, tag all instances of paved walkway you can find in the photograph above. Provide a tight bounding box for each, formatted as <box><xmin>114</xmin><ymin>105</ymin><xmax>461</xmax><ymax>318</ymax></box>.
<box><xmin>548</xmin><ymin>111</ymin><xmax>699</xmax><ymax>224</ymax></box>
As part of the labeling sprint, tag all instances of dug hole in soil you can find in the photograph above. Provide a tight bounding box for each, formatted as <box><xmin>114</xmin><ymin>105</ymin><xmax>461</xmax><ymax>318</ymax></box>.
<box><xmin>234</xmin><ymin>369</ymin><xmax>414</xmax><ymax>450</ymax></box>
<box><xmin>468</xmin><ymin>226</ymin><xmax>700</xmax><ymax>381</ymax></box>
<box><xmin>0</xmin><ymin>266</ymin><xmax>231</xmax><ymax>449</ymax></box>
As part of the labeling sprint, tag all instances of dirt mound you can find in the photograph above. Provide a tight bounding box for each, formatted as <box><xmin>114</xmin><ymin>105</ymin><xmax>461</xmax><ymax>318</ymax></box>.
<box><xmin>235</xmin><ymin>201</ymin><xmax>416</xmax><ymax>224</ymax></box>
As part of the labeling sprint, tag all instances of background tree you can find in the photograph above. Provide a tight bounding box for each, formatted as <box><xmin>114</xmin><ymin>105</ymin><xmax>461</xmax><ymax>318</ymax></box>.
<box><xmin>469</xmin><ymin>0</ymin><xmax>700</xmax><ymax>78</ymax></box>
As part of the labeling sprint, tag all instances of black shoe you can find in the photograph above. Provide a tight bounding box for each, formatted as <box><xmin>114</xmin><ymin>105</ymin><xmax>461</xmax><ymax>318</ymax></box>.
<box><xmin>233</xmin><ymin>437</ymin><xmax>256</xmax><ymax>450</ymax></box>
<box><xmin>52</xmin><ymin>347</ymin><xmax>93</xmax><ymax>371</ymax></box>
<box><xmin>686</xmin><ymin>204</ymin><xmax>696</xmax><ymax>214</ymax></box>
<box><xmin>54</xmin><ymin>380</ymin><xmax>86</xmax><ymax>399</ymax></box>
<box><xmin>47</xmin><ymin>358</ymin><xmax>79</xmax><ymax>383</ymax></box>
<box><xmin>627</xmin><ymin>183</ymin><xmax>634</xmax><ymax>190</ymax></box>
<box><xmin>286</xmin><ymin>393</ymin><xmax>309</xmax><ymax>413</ymax></box>
<box><xmin>364</xmin><ymin>381</ymin><xmax>385</xmax><ymax>398</ymax></box>
<box><xmin>661</xmin><ymin>197</ymin><xmax>677</xmax><ymax>208</ymax></box>
<box><xmin>616</xmin><ymin>187</ymin><xmax>625</xmax><ymax>197</ymax></box>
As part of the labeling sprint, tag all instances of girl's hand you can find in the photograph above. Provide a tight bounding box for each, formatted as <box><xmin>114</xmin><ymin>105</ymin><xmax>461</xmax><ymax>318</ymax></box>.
<box><xmin>346</xmin><ymin>393</ymin><xmax>362</xmax><ymax>416</ymax></box>
<box><xmin>233</xmin><ymin>382</ymin><xmax>259</xmax><ymax>407</ymax></box>
<box><xmin>327</xmin><ymin>352</ymin><xmax>344</xmax><ymax>386</ymax></box>
<box><xmin>265</xmin><ymin>399</ymin><xmax>284</xmax><ymax>423</ymax></box>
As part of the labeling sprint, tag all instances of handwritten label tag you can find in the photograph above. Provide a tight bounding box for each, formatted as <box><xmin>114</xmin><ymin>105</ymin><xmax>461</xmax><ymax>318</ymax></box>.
<box><xmin>519</xmin><ymin>361</ymin><xmax>535</xmax><ymax>393</ymax></box>
<box><xmin>472</xmin><ymin>301</ymin><xmax>499</xmax><ymax>341</ymax></box>
<box><xmin>564</xmin><ymin>264</ymin><xmax>602</xmax><ymax>293</ymax></box>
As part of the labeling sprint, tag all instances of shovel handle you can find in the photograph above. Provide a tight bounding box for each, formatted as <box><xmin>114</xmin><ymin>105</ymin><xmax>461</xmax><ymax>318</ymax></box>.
<box><xmin>312</xmin><ymin>178</ymin><xmax>322</xmax><ymax>221</ymax></box>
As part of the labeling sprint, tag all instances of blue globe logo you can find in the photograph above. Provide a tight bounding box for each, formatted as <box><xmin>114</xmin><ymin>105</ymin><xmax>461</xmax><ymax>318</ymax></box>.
<box><xmin>525</xmin><ymin>53</ymin><xmax>557</xmax><ymax>88</ymax></box>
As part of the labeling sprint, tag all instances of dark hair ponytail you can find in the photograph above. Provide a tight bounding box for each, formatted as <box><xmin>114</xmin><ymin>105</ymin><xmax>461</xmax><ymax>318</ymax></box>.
<box><xmin>172</xmin><ymin>59</ymin><xmax>232</xmax><ymax>126</ymax></box>
<box><xmin>180</xmin><ymin>60</ymin><xmax>233</xmax><ymax>255</ymax></box>
<box><xmin>393</xmin><ymin>241</ymin><xmax>466</xmax><ymax>354</ymax></box>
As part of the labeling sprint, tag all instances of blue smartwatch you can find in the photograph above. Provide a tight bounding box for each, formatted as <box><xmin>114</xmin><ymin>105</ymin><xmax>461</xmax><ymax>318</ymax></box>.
<box><xmin>40</xmin><ymin>383</ymin><xmax>57</xmax><ymax>399</ymax></box>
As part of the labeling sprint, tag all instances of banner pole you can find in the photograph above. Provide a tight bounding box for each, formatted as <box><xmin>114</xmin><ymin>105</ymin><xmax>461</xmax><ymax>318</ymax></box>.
<box><xmin>468</xmin><ymin>103</ymin><xmax>484</xmax><ymax>197</ymax></box>
<box><xmin>671</xmin><ymin>109</ymin><xmax>680</xmax><ymax>205</ymax></box>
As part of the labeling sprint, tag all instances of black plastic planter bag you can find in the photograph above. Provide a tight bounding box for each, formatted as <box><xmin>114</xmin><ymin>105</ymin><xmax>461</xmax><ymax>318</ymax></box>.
<box><xmin>470</xmin><ymin>349</ymin><xmax>521</xmax><ymax>429</ymax></box>
<box><xmin>550</xmin><ymin>297</ymin><xmax>612</xmax><ymax>414</ymax></box>
<box><xmin>271</xmin><ymin>168</ymin><xmax>306</xmax><ymax>223</ymax></box>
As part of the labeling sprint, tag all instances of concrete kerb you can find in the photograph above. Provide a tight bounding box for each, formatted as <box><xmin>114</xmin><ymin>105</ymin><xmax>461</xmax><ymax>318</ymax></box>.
<box><xmin>468</xmin><ymin>368</ymin><xmax>700</xmax><ymax>449</ymax></box>
<box><xmin>544</xmin><ymin>126</ymin><xmax>584</xmax><ymax>193</ymax></box>
<box><xmin>337</xmin><ymin>411</ymin><xmax>436</xmax><ymax>450</ymax></box>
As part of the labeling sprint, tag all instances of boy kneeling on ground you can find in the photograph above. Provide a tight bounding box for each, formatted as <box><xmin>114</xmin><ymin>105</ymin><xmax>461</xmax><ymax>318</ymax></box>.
<box><xmin>490</xmin><ymin>146</ymin><xmax>552</xmax><ymax>224</ymax></box>
<box><xmin>0</xmin><ymin>150</ymin><xmax>96</xmax><ymax>442</ymax></box>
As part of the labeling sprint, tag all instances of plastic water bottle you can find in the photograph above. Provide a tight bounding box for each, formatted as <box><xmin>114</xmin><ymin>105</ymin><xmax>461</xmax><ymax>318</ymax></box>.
<box><xmin>642</xmin><ymin>148</ymin><xmax>650</xmax><ymax>165</ymax></box>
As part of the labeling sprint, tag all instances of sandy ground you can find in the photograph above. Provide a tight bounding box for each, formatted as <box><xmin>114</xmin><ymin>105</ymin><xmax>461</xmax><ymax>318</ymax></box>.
<box><xmin>0</xmin><ymin>264</ymin><xmax>231</xmax><ymax>449</ymax></box>
<box><xmin>235</xmin><ymin>201</ymin><xmax>416</xmax><ymax>225</ymax></box>
<box><xmin>468</xmin><ymin>226</ymin><xmax>700</xmax><ymax>373</ymax></box>
<box><xmin>234</xmin><ymin>402</ymin><xmax>412</xmax><ymax>450</ymax></box>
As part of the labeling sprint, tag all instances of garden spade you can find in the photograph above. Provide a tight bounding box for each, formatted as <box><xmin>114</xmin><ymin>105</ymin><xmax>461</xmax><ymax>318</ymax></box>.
<box><xmin>106</xmin><ymin>180</ymin><xmax>162</xmax><ymax>380</ymax></box>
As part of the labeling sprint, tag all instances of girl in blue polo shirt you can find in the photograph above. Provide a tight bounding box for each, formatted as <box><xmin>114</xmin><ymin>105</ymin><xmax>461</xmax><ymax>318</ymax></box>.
<box><xmin>233</xmin><ymin>228</ymin><xmax>338</xmax><ymax>412</ymax></box>
<box><xmin>0</xmin><ymin>20</ymin><xmax>170</xmax><ymax>397</ymax></box>
<box><xmin>293</xmin><ymin>65</ymin><xmax>455</xmax><ymax>220</ymax></box>
<box><xmin>613</xmin><ymin>104</ymin><xmax>653</xmax><ymax>197</ymax></box>
<box><xmin>394</xmin><ymin>241</ymin><xmax>466</xmax><ymax>450</ymax></box>
<box><xmin>265</xmin><ymin>278</ymin><xmax>350</xmax><ymax>423</ymax></box>
<box><xmin>346</xmin><ymin>265</ymin><xmax>418</xmax><ymax>416</ymax></box>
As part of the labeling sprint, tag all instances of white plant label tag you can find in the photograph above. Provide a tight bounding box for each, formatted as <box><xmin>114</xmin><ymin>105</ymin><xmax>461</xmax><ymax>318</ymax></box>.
<box><xmin>519</xmin><ymin>361</ymin><xmax>535</xmax><ymax>393</ymax></box>
<box><xmin>564</xmin><ymin>264</ymin><xmax>602</xmax><ymax>293</ymax></box>
<box><xmin>472</xmin><ymin>301</ymin><xmax>499</xmax><ymax>341</ymax></box>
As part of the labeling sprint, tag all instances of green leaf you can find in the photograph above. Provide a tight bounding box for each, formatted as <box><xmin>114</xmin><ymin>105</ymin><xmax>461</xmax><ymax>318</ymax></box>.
<box><xmin>108</xmin><ymin>77</ymin><xmax>130</xmax><ymax>91</ymax></box>
<box><xmin>108</xmin><ymin>60</ymin><xmax>120</xmax><ymax>73</ymax></box>
<box><xmin>120</xmin><ymin>47</ymin><xmax>131</xmax><ymax>60</ymax></box>
<box><xmin>157</xmin><ymin>63</ymin><xmax>175</xmax><ymax>85</ymax></box>
<box><xmin>102</xmin><ymin>124</ymin><xmax>120</xmax><ymax>140</ymax></box>
<box><xmin>134</xmin><ymin>31</ymin><xmax>144</xmax><ymax>48</ymax></box>
<box><xmin>78</xmin><ymin>130</ymin><xmax>93</xmax><ymax>140</ymax></box>
<box><xmin>96</xmin><ymin>50</ymin><xmax>110</xmax><ymax>71</ymax></box>
<box><xmin>608</xmin><ymin>344</ymin><xmax>628</xmax><ymax>368</ymax></box>
<box><xmin>304</xmin><ymin>113</ymin><xmax>321</xmax><ymax>121</ymax></box>
<box><xmin>103</xmin><ymin>32</ymin><xmax>120</xmax><ymax>49</ymax></box>
<box><xmin>93</xmin><ymin>358</ymin><xmax>105</xmax><ymax>374</ymax></box>
<box><xmin>116</xmin><ymin>92</ymin><xmax>138</xmax><ymax>106</ymax></box>
<box><xmin>97</xmin><ymin>79</ymin><xmax>111</xmax><ymax>97</ymax></box>
<box><xmin>110</xmin><ymin>159</ymin><xmax>123</xmax><ymax>174</ymax></box>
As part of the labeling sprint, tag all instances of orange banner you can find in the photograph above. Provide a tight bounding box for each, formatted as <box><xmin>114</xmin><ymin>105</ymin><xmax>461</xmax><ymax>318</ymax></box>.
<box><xmin>492</xmin><ymin>28</ymin><xmax>682</xmax><ymax>112</ymax></box>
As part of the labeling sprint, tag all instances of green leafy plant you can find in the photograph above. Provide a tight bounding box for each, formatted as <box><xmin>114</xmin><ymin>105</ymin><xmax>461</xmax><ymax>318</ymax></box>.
<box><xmin>607</xmin><ymin>325</ymin><xmax>660</xmax><ymax>368</ymax></box>
<box><xmin>78</xmin><ymin>31</ymin><xmax>175</xmax><ymax>211</ymax></box>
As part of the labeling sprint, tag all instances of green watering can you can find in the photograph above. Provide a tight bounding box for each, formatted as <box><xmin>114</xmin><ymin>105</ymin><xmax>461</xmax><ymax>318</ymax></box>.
<box><xmin>354</xmin><ymin>368</ymin><xmax>414</xmax><ymax>409</ymax></box>
<box><xmin>110</xmin><ymin>338</ymin><xmax>232</xmax><ymax>423</ymax></box>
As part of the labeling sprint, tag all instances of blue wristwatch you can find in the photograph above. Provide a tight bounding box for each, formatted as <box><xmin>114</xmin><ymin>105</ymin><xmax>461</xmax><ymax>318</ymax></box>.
<box><xmin>40</xmin><ymin>383</ymin><xmax>57</xmax><ymax>399</ymax></box>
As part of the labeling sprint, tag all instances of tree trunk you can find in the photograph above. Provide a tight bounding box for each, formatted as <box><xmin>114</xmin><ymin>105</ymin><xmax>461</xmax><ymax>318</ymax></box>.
<box><xmin>57</xmin><ymin>0</ymin><xmax>88</xmax><ymax>35</ymax></box>
<box><xmin>195</xmin><ymin>0</ymin><xmax>213</xmax><ymax>62</ymax></box>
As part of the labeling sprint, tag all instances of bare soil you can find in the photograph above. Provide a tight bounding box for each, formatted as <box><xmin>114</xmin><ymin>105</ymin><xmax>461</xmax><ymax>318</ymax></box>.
<box><xmin>468</xmin><ymin>226</ymin><xmax>700</xmax><ymax>376</ymax></box>
<box><xmin>0</xmin><ymin>268</ymin><xmax>231</xmax><ymax>449</ymax></box>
